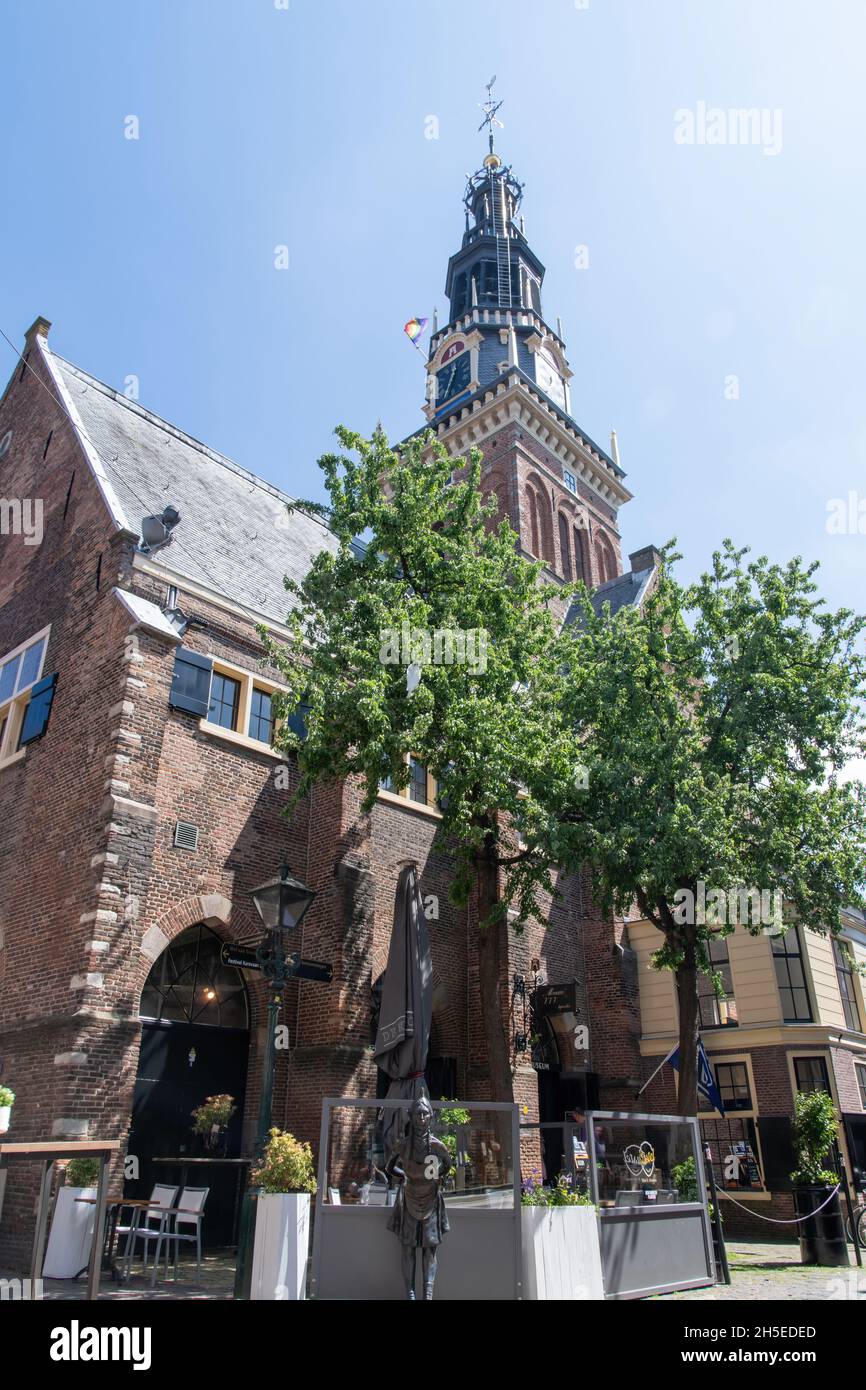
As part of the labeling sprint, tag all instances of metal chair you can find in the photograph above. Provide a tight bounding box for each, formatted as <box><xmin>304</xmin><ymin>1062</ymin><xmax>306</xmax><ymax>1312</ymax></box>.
<box><xmin>156</xmin><ymin>1185</ymin><xmax>209</xmax><ymax>1284</ymax></box>
<box><xmin>116</xmin><ymin>1184</ymin><xmax>178</xmax><ymax>1279</ymax></box>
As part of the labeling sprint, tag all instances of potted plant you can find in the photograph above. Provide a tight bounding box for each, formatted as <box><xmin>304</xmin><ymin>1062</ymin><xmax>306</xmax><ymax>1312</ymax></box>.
<box><xmin>0</xmin><ymin>1085</ymin><xmax>14</xmax><ymax>1134</ymax></box>
<box><xmin>249</xmin><ymin>1128</ymin><xmax>316</xmax><ymax>1300</ymax></box>
<box><xmin>42</xmin><ymin>1158</ymin><xmax>101</xmax><ymax>1279</ymax></box>
<box><xmin>520</xmin><ymin>1170</ymin><xmax>603</xmax><ymax>1299</ymax></box>
<box><xmin>190</xmin><ymin>1093</ymin><xmax>236</xmax><ymax>1155</ymax></box>
<box><xmin>790</xmin><ymin>1089</ymin><xmax>848</xmax><ymax>1267</ymax></box>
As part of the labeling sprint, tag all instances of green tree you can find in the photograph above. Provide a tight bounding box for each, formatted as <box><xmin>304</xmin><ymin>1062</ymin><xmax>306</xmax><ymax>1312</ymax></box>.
<box><xmin>265</xmin><ymin>427</ymin><xmax>573</xmax><ymax>1101</ymax></box>
<box><xmin>549</xmin><ymin>541</ymin><xmax>866</xmax><ymax>1114</ymax></box>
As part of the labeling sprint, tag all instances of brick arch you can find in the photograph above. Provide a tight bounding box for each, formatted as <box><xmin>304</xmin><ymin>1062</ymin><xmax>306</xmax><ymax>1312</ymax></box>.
<box><xmin>524</xmin><ymin>471</ymin><xmax>554</xmax><ymax>564</ymax></box>
<box><xmin>482</xmin><ymin>467</ymin><xmax>510</xmax><ymax>529</ymax></box>
<box><xmin>135</xmin><ymin>893</ymin><xmax>265</xmax><ymax>1016</ymax></box>
<box><xmin>556</xmin><ymin>499</ymin><xmax>578</xmax><ymax>582</ymax></box>
<box><xmin>595</xmin><ymin>531</ymin><xmax>617</xmax><ymax>585</ymax></box>
<box><xmin>573</xmin><ymin>521</ymin><xmax>590</xmax><ymax>585</ymax></box>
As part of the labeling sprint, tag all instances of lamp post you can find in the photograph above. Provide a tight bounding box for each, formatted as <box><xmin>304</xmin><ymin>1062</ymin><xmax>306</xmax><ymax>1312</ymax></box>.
<box><xmin>233</xmin><ymin>864</ymin><xmax>316</xmax><ymax>1299</ymax></box>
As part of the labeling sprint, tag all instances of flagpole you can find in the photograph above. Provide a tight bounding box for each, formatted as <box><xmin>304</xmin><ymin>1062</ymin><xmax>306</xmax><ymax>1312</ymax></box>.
<box><xmin>635</xmin><ymin>1043</ymin><xmax>677</xmax><ymax>1100</ymax></box>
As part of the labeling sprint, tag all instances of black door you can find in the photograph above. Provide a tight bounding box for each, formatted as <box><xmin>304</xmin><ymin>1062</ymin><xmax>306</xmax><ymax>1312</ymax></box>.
<box><xmin>128</xmin><ymin>1020</ymin><xmax>249</xmax><ymax>1247</ymax></box>
<box><xmin>127</xmin><ymin>924</ymin><xmax>251</xmax><ymax>1249</ymax></box>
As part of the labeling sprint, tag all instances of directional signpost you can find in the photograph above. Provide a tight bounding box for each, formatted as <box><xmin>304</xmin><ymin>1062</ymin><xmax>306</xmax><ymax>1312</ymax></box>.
<box><xmin>220</xmin><ymin>941</ymin><xmax>333</xmax><ymax>983</ymax></box>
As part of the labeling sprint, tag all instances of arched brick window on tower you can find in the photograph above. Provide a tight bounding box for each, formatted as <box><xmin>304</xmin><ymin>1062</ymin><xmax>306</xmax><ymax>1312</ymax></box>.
<box><xmin>483</xmin><ymin>470</ymin><xmax>509</xmax><ymax>530</ymax></box>
<box><xmin>525</xmin><ymin>475</ymin><xmax>553</xmax><ymax>565</ymax></box>
<box><xmin>557</xmin><ymin>511</ymin><xmax>573</xmax><ymax>581</ymax></box>
<box><xmin>526</xmin><ymin>486</ymin><xmax>542</xmax><ymax>559</ymax></box>
<box><xmin>595</xmin><ymin>533</ymin><xmax>616</xmax><ymax>585</ymax></box>
<box><xmin>573</xmin><ymin>525</ymin><xmax>589</xmax><ymax>585</ymax></box>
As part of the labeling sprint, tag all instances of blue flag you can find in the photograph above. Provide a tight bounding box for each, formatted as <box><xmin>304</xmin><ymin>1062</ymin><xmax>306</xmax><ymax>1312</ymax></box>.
<box><xmin>665</xmin><ymin>1039</ymin><xmax>725</xmax><ymax>1116</ymax></box>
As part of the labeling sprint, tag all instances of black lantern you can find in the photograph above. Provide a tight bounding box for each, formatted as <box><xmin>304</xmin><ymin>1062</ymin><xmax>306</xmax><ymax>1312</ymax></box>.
<box><xmin>250</xmin><ymin>863</ymin><xmax>316</xmax><ymax>933</ymax></box>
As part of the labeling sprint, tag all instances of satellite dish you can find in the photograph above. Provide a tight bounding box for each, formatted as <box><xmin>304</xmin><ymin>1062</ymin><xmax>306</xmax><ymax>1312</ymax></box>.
<box><xmin>140</xmin><ymin>505</ymin><xmax>181</xmax><ymax>552</ymax></box>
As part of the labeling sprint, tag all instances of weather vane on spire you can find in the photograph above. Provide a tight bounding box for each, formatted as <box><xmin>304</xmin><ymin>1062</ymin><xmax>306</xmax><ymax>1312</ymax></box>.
<box><xmin>478</xmin><ymin>76</ymin><xmax>504</xmax><ymax>156</ymax></box>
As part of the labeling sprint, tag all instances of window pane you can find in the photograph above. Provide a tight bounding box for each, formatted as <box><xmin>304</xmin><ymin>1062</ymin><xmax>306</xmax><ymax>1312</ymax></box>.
<box><xmin>716</xmin><ymin>1063</ymin><xmax>752</xmax><ymax>1111</ymax></box>
<box><xmin>409</xmin><ymin>757</ymin><xmax>427</xmax><ymax>804</ymax></box>
<box><xmin>794</xmin><ymin>1057</ymin><xmax>829</xmax><ymax>1094</ymax></box>
<box><xmin>17</xmin><ymin>638</ymin><xmax>45</xmax><ymax>691</ymax></box>
<box><xmin>0</xmin><ymin>656</ymin><xmax>20</xmax><ymax>703</ymax></box>
<box><xmin>208</xmin><ymin>673</ymin><xmax>240</xmax><ymax>730</ymax></box>
<box><xmin>249</xmin><ymin>687</ymin><xmax>273</xmax><ymax>744</ymax></box>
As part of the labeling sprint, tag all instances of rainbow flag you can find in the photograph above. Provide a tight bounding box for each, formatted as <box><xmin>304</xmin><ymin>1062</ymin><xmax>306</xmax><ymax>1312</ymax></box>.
<box><xmin>404</xmin><ymin>317</ymin><xmax>428</xmax><ymax>343</ymax></box>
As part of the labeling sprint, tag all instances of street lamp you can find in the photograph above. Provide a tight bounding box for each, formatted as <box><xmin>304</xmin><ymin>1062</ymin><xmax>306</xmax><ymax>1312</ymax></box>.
<box><xmin>251</xmin><ymin>864</ymin><xmax>317</xmax><ymax>933</ymax></box>
<box><xmin>234</xmin><ymin>863</ymin><xmax>316</xmax><ymax>1299</ymax></box>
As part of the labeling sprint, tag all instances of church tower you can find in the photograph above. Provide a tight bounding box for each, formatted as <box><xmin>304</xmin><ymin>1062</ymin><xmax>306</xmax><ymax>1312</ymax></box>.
<box><xmin>421</xmin><ymin>91</ymin><xmax>631</xmax><ymax>591</ymax></box>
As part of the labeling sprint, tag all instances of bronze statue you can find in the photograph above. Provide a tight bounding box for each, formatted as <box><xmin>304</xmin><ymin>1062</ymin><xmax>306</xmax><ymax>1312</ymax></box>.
<box><xmin>385</xmin><ymin>1097</ymin><xmax>452</xmax><ymax>1300</ymax></box>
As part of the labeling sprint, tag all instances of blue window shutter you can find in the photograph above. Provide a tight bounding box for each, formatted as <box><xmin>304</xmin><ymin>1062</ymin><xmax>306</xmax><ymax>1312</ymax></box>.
<box><xmin>169</xmin><ymin>647</ymin><xmax>213</xmax><ymax>716</ymax></box>
<box><xmin>20</xmin><ymin>672</ymin><xmax>58</xmax><ymax>745</ymax></box>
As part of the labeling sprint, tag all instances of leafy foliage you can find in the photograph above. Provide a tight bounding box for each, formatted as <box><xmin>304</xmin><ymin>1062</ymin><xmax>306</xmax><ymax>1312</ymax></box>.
<box><xmin>791</xmin><ymin>1090</ymin><xmax>840</xmax><ymax>1187</ymax></box>
<box><xmin>250</xmin><ymin>1128</ymin><xmax>317</xmax><ymax>1194</ymax></box>
<box><xmin>65</xmin><ymin>1158</ymin><xmax>100</xmax><ymax>1187</ymax></box>
<box><xmin>548</xmin><ymin>540</ymin><xmax>866</xmax><ymax>1108</ymax></box>
<box><xmin>0</xmin><ymin>1086</ymin><xmax>14</xmax><ymax>1108</ymax></box>
<box><xmin>190</xmin><ymin>1093</ymin><xmax>236</xmax><ymax>1135</ymax></box>
<box><xmin>521</xmin><ymin>1172</ymin><xmax>594</xmax><ymax>1207</ymax></box>
<box><xmin>264</xmin><ymin>426</ymin><xmax>573</xmax><ymax>926</ymax></box>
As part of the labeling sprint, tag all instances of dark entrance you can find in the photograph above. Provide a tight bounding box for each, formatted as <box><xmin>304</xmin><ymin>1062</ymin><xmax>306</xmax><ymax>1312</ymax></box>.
<box><xmin>126</xmin><ymin>924</ymin><xmax>250</xmax><ymax>1248</ymax></box>
<box><xmin>537</xmin><ymin>1070</ymin><xmax>600</xmax><ymax>1183</ymax></box>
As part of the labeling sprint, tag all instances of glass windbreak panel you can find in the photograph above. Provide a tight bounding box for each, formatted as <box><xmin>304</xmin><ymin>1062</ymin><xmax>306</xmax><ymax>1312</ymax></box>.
<box><xmin>322</xmin><ymin>1104</ymin><xmax>515</xmax><ymax>1210</ymax></box>
<box><xmin>589</xmin><ymin>1116</ymin><xmax>701</xmax><ymax>1209</ymax></box>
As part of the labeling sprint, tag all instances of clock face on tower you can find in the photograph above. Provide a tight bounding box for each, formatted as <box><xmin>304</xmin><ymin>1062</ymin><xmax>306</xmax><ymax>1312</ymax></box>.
<box><xmin>535</xmin><ymin>348</ymin><xmax>566</xmax><ymax>408</ymax></box>
<box><xmin>436</xmin><ymin>350</ymin><xmax>471</xmax><ymax>406</ymax></box>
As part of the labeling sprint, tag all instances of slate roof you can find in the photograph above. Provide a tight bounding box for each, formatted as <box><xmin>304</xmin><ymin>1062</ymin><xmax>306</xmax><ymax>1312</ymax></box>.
<box><xmin>50</xmin><ymin>354</ymin><xmax>338</xmax><ymax>626</ymax></box>
<box><xmin>563</xmin><ymin>565</ymin><xmax>656</xmax><ymax>627</ymax></box>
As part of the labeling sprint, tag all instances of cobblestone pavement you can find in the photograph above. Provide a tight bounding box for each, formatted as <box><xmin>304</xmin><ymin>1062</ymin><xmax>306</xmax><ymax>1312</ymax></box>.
<box><xmin>0</xmin><ymin>1249</ymin><xmax>236</xmax><ymax>1300</ymax></box>
<box><xmin>3</xmin><ymin>1240</ymin><xmax>864</xmax><ymax>1301</ymax></box>
<box><xmin>660</xmin><ymin>1240</ymin><xmax>865</xmax><ymax>1300</ymax></box>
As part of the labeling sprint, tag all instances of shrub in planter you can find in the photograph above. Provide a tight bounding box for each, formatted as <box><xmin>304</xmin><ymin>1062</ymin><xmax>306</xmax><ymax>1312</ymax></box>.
<box><xmin>791</xmin><ymin>1090</ymin><xmax>848</xmax><ymax>1268</ymax></box>
<box><xmin>249</xmin><ymin>1129</ymin><xmax>316</xmax><ymax>1301</ymax></box>
<box><xmin>43</xmin><ymin>1156</ymin><xmax>100</xmax><ymax>1279</ymax></box>
<box><xmin>0</xmin><ymin>1085</ymin><xmax>14</xmax><ymax>1134</ymax></box>
<box><xmin>520</xmin><ymin>1172</ymin><xmax>602</xmax><ymax>1299</ymax></box>
<box><xmin>65</xmin><ymin>1158</ymin><xmax>100</xmax><ymax>1188</ymax></box>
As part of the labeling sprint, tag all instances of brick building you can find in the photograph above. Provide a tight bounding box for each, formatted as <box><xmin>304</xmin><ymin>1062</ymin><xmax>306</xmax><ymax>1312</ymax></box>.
<box><xmin>0</xmin><ymin>139</ymin><xmax>660</xmax><ymax>1264</ymax></box>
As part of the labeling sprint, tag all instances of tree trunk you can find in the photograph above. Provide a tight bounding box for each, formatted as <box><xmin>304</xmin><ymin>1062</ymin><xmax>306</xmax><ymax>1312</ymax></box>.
<box><xmin>474</xmin><ymin>834</ymin><xmax>515</xmax><ymax>1103</ymax></box>
<box><xmin>675</xmin><ymin>929</ymin><xmax>700</xmax><ymax>1116</ymax></box>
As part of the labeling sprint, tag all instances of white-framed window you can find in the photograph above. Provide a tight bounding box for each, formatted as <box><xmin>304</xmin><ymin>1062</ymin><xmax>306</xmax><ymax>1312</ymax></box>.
<box><xmin>699</xmin><ymin>1052</ymin><xmax>768</xmax><ymax>1194</ymax></box>
<box><xmin>856</xmin><ymin>1063</ymin><xmax>866</xmax><ymax>1110</ymax></box>
<box><xmin>379</xmin><ymin>754</ymin><xmax>440</xmax><ymax>813</ymax></box>
<box><xmin>201</xmin><ymin>658</ymin><xmax>284</xmax><ymax>753</ymax></box>
<box><xmin>563</xmin><ymin>470</ymin><xmax>577</xmax><ymax>495</ymax></box>
<box><xmin>0</xmin><ymin>626</ymin><xmax>50</xmax><ymax>767</ymax></box>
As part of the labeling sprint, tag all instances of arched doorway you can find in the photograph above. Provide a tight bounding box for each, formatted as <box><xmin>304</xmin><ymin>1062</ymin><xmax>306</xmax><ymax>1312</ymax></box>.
<box><xmin>127</xmin><ymin>924</ymin><xmax>251</xmax><ymax>1247</ymax></box>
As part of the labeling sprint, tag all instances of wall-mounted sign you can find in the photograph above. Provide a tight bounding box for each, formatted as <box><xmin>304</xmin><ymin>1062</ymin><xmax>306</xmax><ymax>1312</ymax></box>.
<box><xmin>530</xmin><ymin>981</ymin><xmax>588</xmax><ymax>1073</ymax></box>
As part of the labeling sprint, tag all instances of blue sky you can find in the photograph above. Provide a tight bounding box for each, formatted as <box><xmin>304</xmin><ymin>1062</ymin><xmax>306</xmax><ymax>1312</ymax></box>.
<box><xmin>2</xmin><ymin>0</ymin><xmax>865</xmax><ymax>617</ymax></box>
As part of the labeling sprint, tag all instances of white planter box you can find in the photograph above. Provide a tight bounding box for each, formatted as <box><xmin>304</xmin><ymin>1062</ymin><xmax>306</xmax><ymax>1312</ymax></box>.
<box><xmin>521</xmin><ymin>1205</ymin><xmax>604</xmax><ymax>1300</ymax></box>
<box><xmin>250</xmin><ymin>1192</ymin><xmax>310</xmax><ymax>1300</ymax></box>
<box><xmin>42</xmin><ymin>1187</ymin><xmax>97</xmax><ymax>1279</ymax></box>
<box><xmin>0</xmin><ymin>1105</ymin><xmax>11</xmax><ymax>1134</ymax></box>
